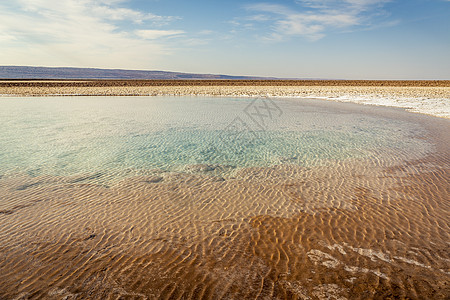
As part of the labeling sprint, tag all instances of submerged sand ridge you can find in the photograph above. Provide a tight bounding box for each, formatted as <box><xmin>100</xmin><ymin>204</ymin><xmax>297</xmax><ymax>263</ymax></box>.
<box><xmin>0</xmin><ymin>95</ymin><xmax>449</xmax><ymax>299</ymax></box>
<box><xmin>0</xmin><ymin>153</ymin><xmax>449</xmax><ymax>299</ymax></box>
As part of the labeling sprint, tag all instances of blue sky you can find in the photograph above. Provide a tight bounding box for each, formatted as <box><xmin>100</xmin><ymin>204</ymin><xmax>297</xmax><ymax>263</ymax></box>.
<box><xmin>1</xmin><ymin>0</ymin><xmax>449</xmax><ymax>79</ymax></box>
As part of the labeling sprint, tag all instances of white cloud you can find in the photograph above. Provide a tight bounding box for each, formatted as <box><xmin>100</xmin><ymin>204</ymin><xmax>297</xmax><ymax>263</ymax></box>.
<box><xmin>198</xmin><ymin>30</ymin><xmax>214</xmax><ymax>35</ymax></box>
<box><xmin>296</xmin><ymin>0</ymin><xmax>389</xmax><ymax>11</ymax></box>
<box><xmin>136</xmin><ymin>30</ymin><xmax>185</xmax><ymax>40</ymax></box>
<box><xmin>245</xmin><ymin>0</ymin><xmax>393</xmax><ymax>41</ymax></box>
<box><xmin>0</xmin><ymin>0</ymin><xmax>183</xmax><ymax>69</ymax></box>
<box><xmin>92</xmin><ymin>6</ymin><xmax>165</xmax><ymax>24</ymax></box>
<box><xmin>247</xmin><ymin>14</ymin><xmax>272</xmax><ymax>22</ymax></box>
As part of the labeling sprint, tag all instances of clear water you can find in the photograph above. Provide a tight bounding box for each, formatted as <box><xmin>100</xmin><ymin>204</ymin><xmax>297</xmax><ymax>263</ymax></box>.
<box><xmin>0</xmin><ymin>96</ymin><xmax>432</xmax><ymax>181</ymax></box>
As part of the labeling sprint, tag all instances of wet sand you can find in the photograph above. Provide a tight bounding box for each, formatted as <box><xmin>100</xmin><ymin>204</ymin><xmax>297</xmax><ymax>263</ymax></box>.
<box><xmin>0</xmin><ymin>97</ymin><xmax>449</xmax><ymax>299</ymax></box>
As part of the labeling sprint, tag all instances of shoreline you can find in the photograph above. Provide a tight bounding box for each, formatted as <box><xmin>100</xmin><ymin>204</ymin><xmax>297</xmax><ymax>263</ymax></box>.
<box><xmin>1</xmin><ymin>81</ymin><xmax>449</xmax><ymax>118</ymax></box>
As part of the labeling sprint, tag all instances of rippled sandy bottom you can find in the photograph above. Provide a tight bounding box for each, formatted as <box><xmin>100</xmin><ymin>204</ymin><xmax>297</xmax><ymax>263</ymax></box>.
<box><xmin>0</xmin><ymin>148</ymin><xmax>449</xmax><ymax>299</ymax></box>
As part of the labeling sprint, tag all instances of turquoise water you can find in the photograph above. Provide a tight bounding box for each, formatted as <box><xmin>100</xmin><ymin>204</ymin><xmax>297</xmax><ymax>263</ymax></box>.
<box><xmin>0</xmin><ymin>96</ymin><xmax>432</xmax><ymax>181</ymax></box>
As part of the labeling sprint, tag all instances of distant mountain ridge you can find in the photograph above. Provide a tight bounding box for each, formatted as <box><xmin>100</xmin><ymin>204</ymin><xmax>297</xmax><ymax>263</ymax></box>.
<box><xmin>0</xmin><ymin>66</ymin><xmax>279</xmax><ymax>80</ymax></box>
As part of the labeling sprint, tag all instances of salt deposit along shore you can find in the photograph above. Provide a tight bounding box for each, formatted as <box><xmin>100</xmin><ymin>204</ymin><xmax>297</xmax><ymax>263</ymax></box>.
<box><xmin>0</xmin><ymin>80</ymin><xmax>449</xmax><ymax>118</ymax></box>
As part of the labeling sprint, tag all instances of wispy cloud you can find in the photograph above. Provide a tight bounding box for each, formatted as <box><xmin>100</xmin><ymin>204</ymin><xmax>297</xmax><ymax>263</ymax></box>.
<box><xmin>244</xmin><ymin>0</ymin><xmax>394</xmax><ymax>41</ymax></box>
<box><xmin>136</xmin><ymin>30</ymin><xmax>185</xmax><ymax>40</ymax></box>
<box><xmin>0</xmin><ymin>0</ymin><xmax>183</xmax><ymax>68</ymax></box>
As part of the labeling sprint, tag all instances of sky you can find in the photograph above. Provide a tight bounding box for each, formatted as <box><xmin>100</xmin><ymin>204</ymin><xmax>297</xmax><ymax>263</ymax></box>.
<box><xmin>0</xmin><ymin>0</ymin><xmax>449</xmax><ymax>79</ymax></box>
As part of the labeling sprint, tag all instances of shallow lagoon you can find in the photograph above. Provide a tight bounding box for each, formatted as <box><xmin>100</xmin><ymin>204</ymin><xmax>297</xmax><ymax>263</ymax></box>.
<box><xmin>0</xmin><ymin>96</ymin><xmax>432</xmax><ymax>180</ymax></box>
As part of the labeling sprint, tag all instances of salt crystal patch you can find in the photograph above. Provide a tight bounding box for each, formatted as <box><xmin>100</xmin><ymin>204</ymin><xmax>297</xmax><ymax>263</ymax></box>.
<box><xmin>307</xmin><ymin>249</ymin><xmax>341</xmax><ymax>268</ymax></box>
<box><xmin>394</xmin><ymin>256</ymin><xmax>432</xmax><ymax>269</ymax></box>
<box><xmin>344</xmin><ymin>265</ymin><xmax>389</xmax><ymax>280</ymax></box>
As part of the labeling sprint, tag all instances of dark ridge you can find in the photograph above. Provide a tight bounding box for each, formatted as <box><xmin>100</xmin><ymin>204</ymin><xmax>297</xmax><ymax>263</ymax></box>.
<box><xmin>0</xmin><ymin>66</ymin><xmax>280</xmax><ymax>80</ymax></box>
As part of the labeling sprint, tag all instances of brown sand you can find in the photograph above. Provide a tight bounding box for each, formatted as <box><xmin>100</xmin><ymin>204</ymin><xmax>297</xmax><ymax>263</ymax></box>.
<box><xmin>0</xmin><ymin>99</ymin><xmax>449</xmax><ymax>299</ymax></box>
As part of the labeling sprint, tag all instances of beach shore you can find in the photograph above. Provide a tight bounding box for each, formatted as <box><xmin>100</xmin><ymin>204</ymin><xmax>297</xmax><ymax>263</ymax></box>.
<box><xmin>1</xmin><ymin>80</ymin><xmax>449</xmax><ymax>118</ymax></box>
<box><xmin>0</xmin><ymin>82</ymin><xmax>449</xmax><ymax>299</ymax></box>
